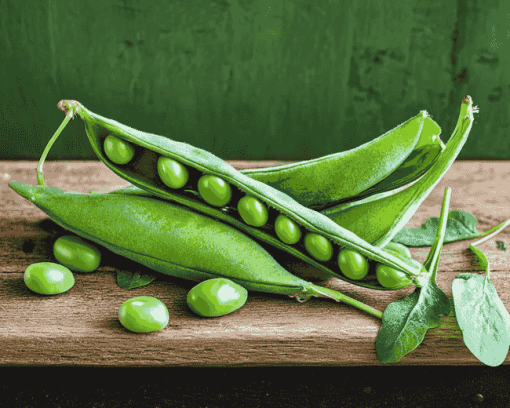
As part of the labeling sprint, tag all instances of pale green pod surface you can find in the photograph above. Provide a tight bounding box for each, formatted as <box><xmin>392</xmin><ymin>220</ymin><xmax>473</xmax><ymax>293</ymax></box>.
<box><xmin>239</xmin><ymin>113</ymin><xmax>427</xmax><ymax>207</ymax></box>
<box><xmin>9</xmin><ymin>182</ymin><xmax>308</xmax><ymax>295</ymax></box>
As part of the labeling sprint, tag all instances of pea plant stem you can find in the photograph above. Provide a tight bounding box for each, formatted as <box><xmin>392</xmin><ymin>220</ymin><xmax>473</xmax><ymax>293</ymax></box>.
<box><xmin>37</xmin><ymin>101</ymin><xmax>77</xmax><ymax>187</ymax></box>
<box><xmin>429</xmin><ymin>187</ymin><xmax>451</xmax><ymax>285</ymax></box>
<box><xmin>290</xmin><ymin>283</ymin><xmax>384</xmax><ymax>319</ymax></box>
<box><xmin>472</xmin><ymin>219</ymin><xmax>510</xmax><ymax>247</ymax></box>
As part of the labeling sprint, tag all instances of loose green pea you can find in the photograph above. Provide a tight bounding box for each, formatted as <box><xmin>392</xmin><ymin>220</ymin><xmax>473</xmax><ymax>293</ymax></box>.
<box><xmin>53</xmin><ymin>235</ymin><xmax>101</xmax><ymax>273</ymax></box>
<box><xmin>338</xmin><ymin>249</ymin><xmax>369</xmax><ymax>280</ymax></box>
<box><xmin>118</xmin><ymin>296</ymin><xmax>169</xmax><ymax>333</ymax></box>
<box><xmin>198</xmin><ymin>175</ymin><xmax>232</xmax><ymax>207</ymax></box>
<box><xmin>104</xmin><ymin>134</ymin><xmax>135</xmax><ymax>164</ymax></box>
<box><xmin>275</xmin><ymin>214</ymin><xmax>302</xmax><ymax>244</ymax></box>
<box><xmin>304</xmin><ymin>233</ymin><xmax>333</xmax><ymax>262</ymax></box>
<box><xmin>238</xmin><ymin>196</ymin><xmax>268</xmax><ymax>227</ymax></box>
<box><xmin>376</xmin><ymin>264</ymin><xmax>412</xmax><ymax>288</ymax></box>
<box><xmin>157</xmin><ymin>156</ymin><xmax>189</xmax><ymax>189</ymax></box>
<box><xmin>187</xmin><ymin>278</ymin><xmax>248</xmax><ymax>317</ymax></box>
<box><xmin>24</xmin><ymin>262</ymin><xmax>75</xmax><ymax>295</ymax></box>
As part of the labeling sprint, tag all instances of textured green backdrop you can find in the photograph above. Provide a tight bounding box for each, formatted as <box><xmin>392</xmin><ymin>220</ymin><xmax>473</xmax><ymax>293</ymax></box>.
<box><xmin>1</xmin><ymin>0</ymin><xmax>509</xmax><ymax>160</ymax></box>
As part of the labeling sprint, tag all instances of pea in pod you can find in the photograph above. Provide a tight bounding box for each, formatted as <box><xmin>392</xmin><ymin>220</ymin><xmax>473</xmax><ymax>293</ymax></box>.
<box><xmin>37</xmin><ymin>99</ymin><xmax>431</xmax><ymax>290</ymax></box>
<box><xmin>103</xmin><ymin>115</ymin><xmax>443</xmax><ymax>214</ymax></box>
<box><xmin>8</xmin><ymin>182</ymin><xmax>384</xmax><ymax>318</ymax></box>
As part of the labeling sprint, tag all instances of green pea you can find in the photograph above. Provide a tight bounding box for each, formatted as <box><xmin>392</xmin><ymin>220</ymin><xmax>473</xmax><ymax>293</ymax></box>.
<box><xmin>187</xmin><ymin>278</ymin><xmax>248</xmax><ymax>317</ymax></box>
<box><xmin>338</xmin><ymin>249</ymin><xmax>369</xmax><ymax>280</ymax></box>
<box><xmin>198</xmin><ymin>175</ymin><xmax>232</xmax><ymax>207</ymax></box>
<box><xmin>376</xmin><ymin>264</ymin><xmax>412</xmax><ymax>288</ymax></box>
<box><xmin>53</xmin><ymin>235</ymin><xmax>101</xmax><ymax>273</ymax></box>
<box><xmin>24</xmin><ymin>262</ymin><xmax>75</xmax><ymax>295</ymax></box>
<box><xmin>275</xmin><ymin>214</ymin><xmax>301</xmax><ymax>244</ymax></box>
<box><xmin>304</xmin><ymin>233</ymin><xmax>333</xmax><ymax>262</ymax></box>
<box><xmin>238</xmin><ymin>196</ymin><xmax>268</xmax><ymax>227</ymax></box>
<box><xmin>104</xmin><ymin>134</ymin><xmax>135</xmax><ymax>164</ymax></box>
<box><xmin>383</xmin><ymin>242</ymin><xmax>412</xmax><ymax>259</ymax></box>
<box><xmin>118</xmin><ymin>296</ymin><xmax>169</xmax><ymax>333</ymax></box>
<box><xmin>157</xmin><ymin>156</ymin><xmax>189</xmax><ymax>189</ymax></box>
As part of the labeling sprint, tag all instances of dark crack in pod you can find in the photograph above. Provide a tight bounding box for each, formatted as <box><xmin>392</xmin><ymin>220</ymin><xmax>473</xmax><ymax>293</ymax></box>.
<box><xmin>56</xmin><ymin>100</ymin><xmax>428</xmax><ymax>290</ymax></box>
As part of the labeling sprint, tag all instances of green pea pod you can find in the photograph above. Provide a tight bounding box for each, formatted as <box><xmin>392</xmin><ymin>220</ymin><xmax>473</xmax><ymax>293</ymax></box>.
<box><xmin>35</xmin><ymin>100</ymin><xmax>431</xmax><ymax>291</ymax></box>
<box><xmin>321</xmin><ymin>96</ymin><xmax>479</xmax><ymax>247</ymax></box>
<box><xmin>8</xmin><ymin>182</ymin><xmax>384</xmax><ymax>319</ymax></box>
<box><xmin>240</xmin><ymin>115</ymin><xmax>444</xmax><ymax>209</ymax></box>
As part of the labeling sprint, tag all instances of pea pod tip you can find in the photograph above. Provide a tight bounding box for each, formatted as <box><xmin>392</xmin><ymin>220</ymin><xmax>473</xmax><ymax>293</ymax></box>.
<box><xmin>57</xmin><ymin>100</ymin><xmax>81</xmax><ymax>119</ymax></box>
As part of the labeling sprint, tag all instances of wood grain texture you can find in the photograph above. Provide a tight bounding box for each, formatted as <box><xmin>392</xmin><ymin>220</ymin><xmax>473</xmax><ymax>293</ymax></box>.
<box><xmin>1</xmin><ymin>160</ymin><xmax>509</xmax><ymax>366</ymax></box>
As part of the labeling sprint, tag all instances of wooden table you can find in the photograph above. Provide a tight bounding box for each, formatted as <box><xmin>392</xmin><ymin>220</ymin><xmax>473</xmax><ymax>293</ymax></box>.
<box><xmin>1</xmin><ymin>160</ymin><xmax>509</xmax><ymax>367</ymax></box>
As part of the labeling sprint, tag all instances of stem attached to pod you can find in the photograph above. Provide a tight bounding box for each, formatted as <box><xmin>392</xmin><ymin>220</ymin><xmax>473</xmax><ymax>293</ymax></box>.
<box><xmin>37</xmin><ymin>101</ymin><xmax>78</xmax><ymax>187</ymax></box>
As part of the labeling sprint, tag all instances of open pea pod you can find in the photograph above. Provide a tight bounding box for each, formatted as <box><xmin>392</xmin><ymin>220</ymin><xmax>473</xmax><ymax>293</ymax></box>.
<box><xmin>9</xmin><ymin>182</ymin><xmax>384</xmax><ymax>319</ymax></box>
<box><xmin>104</xmin><ymin>115</ymin><xmax>445</xmax><ymax>246</ymax></box>
<box><xmin>36</xmin><ymin>99</ymin><xmax>430</xmax><ymax>291</ymax></box>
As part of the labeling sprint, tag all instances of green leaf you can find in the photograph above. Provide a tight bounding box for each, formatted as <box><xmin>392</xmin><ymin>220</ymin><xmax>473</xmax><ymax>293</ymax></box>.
<box><xmin>376</xmin><ymin>282</ymin><xmax>452</xmax><ymax>363</ymax></box>
<box><xmin>392</xmin><ymin>210</ymin><xmax>481</xmax><ymax>246</ymax></box>
<box><xmin>496</xmin><ymin>241</ymin><xmax>507</xmax><ymax>251</ymax></box>
<box><xmin>376</xmin><ymin>187</ymin><xmax>452</xmax><ymax>363</ymax></box>
<box><xmin>393</xmin><ymin>211</ymin><xmax>510</xmax><ymax>248</ymax></box>
<box><xmin>116</xmin><ymin>270</ymin><xmax>157</xmax><ymax>290</ymax></box>
<box><xmin>452</xmin><ymin>273</ymin><xmax>510</xmax><ymax>367</ymax></box>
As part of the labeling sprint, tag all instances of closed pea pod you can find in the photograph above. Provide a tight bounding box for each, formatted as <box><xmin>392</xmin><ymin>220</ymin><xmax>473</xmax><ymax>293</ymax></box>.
<box><xmin>238</xmin><ymin>113</ymin><xmax>442</xmax><ymax>208</ymax></box>
<box><xmin>40</xmin><ymin>100</ymin><xmax>430</xmax><ymax>291</ymax></box>
<box><xmin>9</xmin><ymin>182</ymin><xmax>385</xmax><ymax>318</ymax></box>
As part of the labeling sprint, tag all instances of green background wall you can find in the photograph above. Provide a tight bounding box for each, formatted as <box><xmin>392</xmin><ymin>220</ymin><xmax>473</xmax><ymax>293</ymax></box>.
<box><xmin>1</xmin><ymin>0</ymin><xmax>509</xmax><ymax>160</ymax></box>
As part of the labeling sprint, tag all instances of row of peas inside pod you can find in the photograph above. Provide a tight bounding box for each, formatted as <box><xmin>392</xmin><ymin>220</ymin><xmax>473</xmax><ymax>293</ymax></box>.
<box><xmin>23</xmin><ymin>235</ymin><xmax>247</xmax><ymax>333</ymax></box>
<box><xmin>104</xmin><ymin>134</ymin><xmax>417</xmax><ymax>289</ymax></box>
